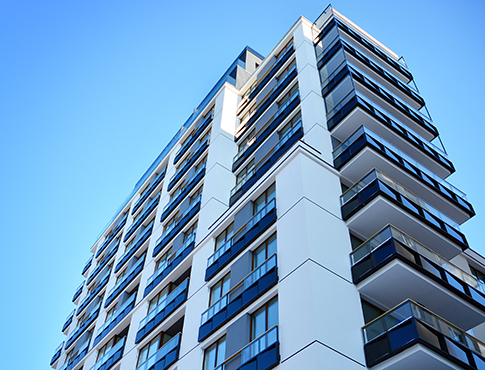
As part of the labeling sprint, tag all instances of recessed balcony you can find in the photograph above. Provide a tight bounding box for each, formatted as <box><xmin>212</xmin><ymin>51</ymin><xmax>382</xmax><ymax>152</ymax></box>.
<box><xmin>77</xmin><ymin>270</ymin><xmax>110</xmax><ymax>316</ymax></box>
<box><xmin>67</xmin><ymin>301</ymin><xmax>101</xmax><ymax>349</ymax></box>
<box><xmin>199</xmin><ymin>254</ymin><xmax>278</xmax><ymax>341</ymax></box>
<box><xmin>161</xmin><ymin>162</ymin><xmax>206</xmax><ymax>222</ymax></box>
<box><xmin>156</xmin><ymin>194</ymin><xmax>202</xmax><ymax>253</ymax></box>
<box><xmin>89</xmin><ymin>337</ymin><xmax>125</xmax><ymax>370</ymax></box>
<box><xmin>50</xmin><ymin>341</ymin><xmax>64</xmax><ymax>366</ymax></box>
<box><xmin>341</xmin><ymin>170</ymin><xmax>468</xmax><ymax>260</ymax></box>
<box><xmin>215</xmin><ymin>326</ymin><xmax>280</xmax><ymax>370</ymax></box>
<box><xmin>87</xmin><ymin>242</ymin><xmax>119</xmax><ymax>285</ymax></box>
<box><xmin>206</xmin><ymin>198</ymin><xmax>277</xmax><ymax>281</ymax></box>
<box><xmin>124</xmin><ymin>194</ymin><xmax>159</xmax><ymax>243</ymax></box>
<box><xmin>94</xmin><ymin>292</ymin><xmax>136</xmax><ymax>346</ymax></box>
<box><xmin>167</xmin><ymin>136</ymin><xmax>210</xmax><ymax>192</ymax></box>
<box><xmin>363</xmin><ymin>300</ymin><xmax>485</xmax><ymax>369</ymax></box>
<box><xmin>105</xmin><ymin>255</ymin><xmax>145</xmax><ymax>308</ymax></box>
<box><xmin>146</xmin><ymin>233</ymin><xmax>196</xmax><ymax>296</ymax></box>
<box><xmin>351</xmin><ymin>225</ymin><xmax>485</xmax><ymax>330</ymax></box>
<box><xmin>136</xmin><ymin>332</ymin><xmax>181</xmax><ymax>370</ymax></box>
<box><xmin>135</xmin><ymin>279</ymin><xmax>189</xmax><ymax>343</ymax></box>
<box><xmin>115</xmin><ymin>222</ymin><xmax>153</xmax><ymax>273</ymax></box>
<box><xmin>173</xmin><ymin>111</ymin><xmax>213</xmax><ymax>165</ymax></box>
<box><xmin>334</xmin><ymin>126</ymin><xmax>473</xmax><ymax>223</ymax></box>
<box><xmin>132</xmin><ymin>168</ymin><xmax>166</xmax><ymax>215</ymax></box>
<box><xmin>96</xmin><ymin>214</ymin><xmax>127</xmax><ymax>258</ymax></box>
<box><xmin>64</xmin><ymin>337</ymin><xmax>91</xmax><ymax>370</ymax></box>
<box><xmin>230</xmin><ymin>119</ymin><xmax>302</xmax><ymax>206</ymax></box>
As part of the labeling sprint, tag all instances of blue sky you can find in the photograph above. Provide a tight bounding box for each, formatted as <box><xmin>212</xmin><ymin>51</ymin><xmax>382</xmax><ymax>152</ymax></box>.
<box><xmin>0</xmin><ymin>1</ymin><xmax>484</xmax><ymax>369</ymax></box>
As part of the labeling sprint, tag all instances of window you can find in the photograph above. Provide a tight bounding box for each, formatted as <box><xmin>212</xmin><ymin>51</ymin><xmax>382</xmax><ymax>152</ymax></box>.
<box><xmin>155</xmin><ymin>248</ymin><xmax>172</xmax><ymax>269</ymax></box>
<box><xmin>238</xmin><ymin>129</ymin><xmax>255</xmax><ymax>153</ymax></box>
<box><xmin>104</xmin><ymin>306</ymin><xmax>116</xmax><ymax>322</ymax></box>
<box><xmin>148</xmin><ymin>283</ymin><xmax>175</xmax><ymax>313</ymax></box>
<box><xmin>137</xmin><ymin>332</ymin><xmax>173</xmax><ymax>367</ymax></box>
<box><xmin>203</xmin><ymin>336</ymin><xmax>226</xmax><ymax>370</ymax></box>
<box><xmin>183</xmin><ymin>222</ymin><xmax>197</xmax><ymax>243</ymax></box>
<box><xmin>236</xmin><ymin>160</ymin><xmax>255</xmax><ymax>186</ymax></box>
<box><xmin>254</xmin><ymin>184</ymin><xmax>275</xmax><ymax>214</ymax></box>
<box><xmin>164</xmin><ymin>215</ymin><xmax>177</xmax><ymax>232</ymax></box>
<box><xmin>190</xmin><ymin>186</ymin><xmax>203</xmax><ymax>204</ymax></box>
<box><xmin>96</xmin><ymin>336</ymin><xmax>121</xmax><ymax>361</ymax></box>
<box><xmin>277</xmin><ymin>60</ymin><xmax>296</xmax><ymax>82</ymax></box>
<box><xmin>253</xmin><ymin>234</ymin><xmax>277</xmax><ymax>269</ymax></box>
<box><xmin>278</xmin><ymin>84</ymin><xmax>298</xmax><ymax>109</ymax></box>
<box><xmin>210</xmin><ymin>273</ymin><xmax>231</xmax><ymax>306</ymax></box>
<box><xmin>279</xmin><ymin>111</ymin><xmax>301</xmax><ymax>139</ymax></box>
<box><xmin>215</xmin><ymin>223</ymin><xmax>234</xmax><ymax>251</ymax></box>
<box><xmin>470</xmin><ymin>266</ymin><xmax>485</xmax><ymax>291</ymax></box>
<box><xmin>251</xmin><ymin>297</ymin><xmax>278</xmax><ymax>340</ymax></box>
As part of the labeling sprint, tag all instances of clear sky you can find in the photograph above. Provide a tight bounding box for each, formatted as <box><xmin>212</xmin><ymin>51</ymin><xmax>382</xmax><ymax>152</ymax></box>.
<box><xmin>0</xmin><ymin>1</ymin><xmax>483</xmax><ymax>369</ymax></box>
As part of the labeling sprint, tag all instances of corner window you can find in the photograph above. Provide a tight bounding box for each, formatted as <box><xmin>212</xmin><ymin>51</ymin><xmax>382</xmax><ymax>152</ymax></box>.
<box><xmin>210</xmin><ymin>273</ymin><xmax>231</xmax><ymax>306</ymax></box>
<box><xmin>215</xmin><ymin>223</ymin><xmax>234</xmax><ymax>252</ymax></box>
<box><xmin>203</xmin><ymin>336</ymin><xmax>226</xmax><ymax>370</ymax></box>
<box><xmin>251</xmin><ymin>297</ymin><xmax>278</xmax><ymax>340</ymax></box>
<box><xmin>253</xmin><ymin>184</ymin><xmax>275</xmax><ymax>214</ymax></box>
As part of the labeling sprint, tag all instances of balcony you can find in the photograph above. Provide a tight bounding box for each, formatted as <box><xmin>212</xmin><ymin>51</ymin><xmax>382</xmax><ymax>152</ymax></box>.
<box><xmin>77</xmin><ymin>270</ymin><xmax>110</xmax><ymax>315</ymax></box>
<box><xmin>351</xmin><ymin>225</ymin><xmax>485</xmax><ymax>330</ymax></box>
<box><xmin>136</xmin><ymin>332</ymin><xmax>181</xmax><ymax>370</ymax></box>
<box><xmin>161</xmin><ymin>162</ymin><xmax>206</xmax><ymax>222</ymax></box>
<box><xmin>206</xmin><ymin>198</ymin><xmax>277</xmax><ymax>281</ymax></box>
<box><xmin>230</xmin><ymin>118</ymin><xmax>302</xmax><ymax>206</ymax></box>
<box><xmin>363</xmin><ymin>300</ymin><xmax>485</xmax><ymax>369</ymax></box>
<box><xmin>94</xmin><ymin>292</ymin><xmax>136</xmax><ymax>346</ymax></box>
<box><xmin>82</xmin><ymin>255</ymin><xmax>93</xmax><ymax>276</ymax></box>
<box><xmin>341</xmin><ymin>170</ymin><xmax>468</xmax><ymax>259</ymax></box>
<box><xmin>334</xmin><ymin>126</ymin><xmax>473</xmax><ymax>223</ymax></box>
<box><xmin>173</xmin><ymin>112</ymin><xmax>213</xmax><ymax>165</ymax></box>
<box><xmin>72</xmin><ymin>282</ymin><xmax>84</xmax><ymax>303</ymax></box>
<box><xmin>50</xmin><ymin>342</ymin><xmax>64</xmax><ymax>366</ymax></box>
<box><xmin>326</xmin><ymin>87</ymin><xmax>452</xmax><ymax>177</ymax></box>
<box><xmin>135</xmin><ymin>279</ymin><xmax>189</xmax><ymax>343</ymax></box>
<box><xmin>233</xmin><ymin>93</ymin><xmax>300</xmax><ymax>173</ymax></box>
<box><xmin>146</xmin><ymin>233</ymin><xmax>196</xmax><ymax>296</ymax></box>
<box><xmin>96</xmin><ymin>214</ymin><xmax>127</xmax><ymax>258</ymax></box>
<box><xmin>115</xmin><ymin>222</ymin><xmax>153</xmax><ymax>273</ymax></box>
<box><xmin>132</xmin><ymin>168</ymin><xmax>166</xmax><ymax>215</ymax></box>
<box><xmin>105</xmin><ymin>255</ymin><xmax>145</xmax><ymax>308</ymax></box>
<box><xmin>89</xmin><ymin>337</ymin><xmax>125</xmax><ymax>370</ymax></box>
<box><xmin>199</xmin><ymin>254</ymin><xmax>278</xmax><ymax>341</ymax></box>
<box><xmin>246</xmin><ymin>42</ymin><xmax>294</xmax><ymax>102</ymax></box>
<box><xmin>62</xmin><ymin>309</ymin><xmax>75</xmax><ymax>333</ymax></box>
<box><xmin>124</xmin><ymin>194</ymin><xmax>160</xmax><ymax>243</ymax></box>
<box><xmin>65</xmin><ymin>338</ymin><xmax>91</xmax><ymax>370</ymax></box>
<box><xmin>67</xmin><ymin>301</ymin><xmax>101</xmax><ymax>349</ymax></box>
<box><xmin>236</xmin><ymin>64</ymin><xmax>298</xmax><ymax>139</ymax></box>
<box><xmin>216</xmin><ymin>326</ymin><xmax>280</xmax><ymax>370</ymax></box>
<box><xmin>156</xmin><ymin>194</ymin><xmax>202</xmax><ymax>253</ymax></box>
<box><xmin>167</xmin><ymin>136</ymin><xmax>210</xmax><ymax>192</ymax></box>
<box><xmin>87</xmin><ymin>242</ymin><xmax>119</xmax><ymax>285</ymax></box>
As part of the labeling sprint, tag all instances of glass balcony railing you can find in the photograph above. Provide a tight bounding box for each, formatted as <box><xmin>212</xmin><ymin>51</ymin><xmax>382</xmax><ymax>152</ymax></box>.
<box><xmin>273</xmin><ymin>91</ymin><xmax>299</xmax><ymax>121</ymax></box>
<box><xmin>363</xmin><ymin>300</ymin><xmax>485</xmax><ymax>353</ymax></box>
<box><xmin>96</xmin><ymin>293</ymin><xmax>136</xmax><ymax>337</ymax></box>
<box><xmin>107</xmin><ymin>257</ymin><xmax>145</xmax><ymax>299</ymax></box>
<box><xmin>207</xmin><ymin>239</ymin><xmax>232</xmax><ymax>268</ymax></box>
<box><xmin>351</xmin><ymin>225</ymin><xmax>484</xmax><ymax>294</ymax></box>
<box><xmin>96</xmin><ymin>214</ymin><xmax>127</xmax><ymax>258</ymax></box>
<box><xmin>136</xmin><ymin>333</ymin><xmax>181</xmax><ymax>370</ymax></box>
<box><xmin>139</xmin><ymin>280</ymin><xmax>189</xmax><ymax>330</ymax></box>
<box><xmin>116</xmin><ymin>223</ymin><xmax>153</xmax><ymax>272</ymax></box>
<box><xmin>62</xmin><ymin>309</ymin><xmax>75</xmax><ymax>332</ymax></box>
<box><xmin>133</xmin><ymin>168</ymin><xmax>166</xmax><ymax>214</ymax></box>
<box><xmin>89</xmin><ymin>337</ymin><xmax>125</xmax><ymax>370</ymax></box>
<box><xmin>160</xmin><ymin>194</ymin><xmax>202</xmax><ymax>241</ymax></box>
<box><xmin>67</xmin><ymin>301</ymin><xmax>101</xmax><ymax>348</ymax></box>
<box><xmin>202</xmin><ymin>254</ymin><xmax>277</xmax><ymax>325</ymax></box>
<box><xmin>242</xmin><ymin>325</ymin><xmax>279</xmax><ymax>364</ymax></box>
<box><xmin>82</xmin><ymin>255</ymin><xmax>93</xmax><ymax>275</ymax></box>
<box><xmin>125</xmin><ymin>195</ymin><xmax>159</xmax><ymax>242</ymax></box>
<box><xmin>334</xmin><ymin>126</ymin><xmax>466</xmax><ymax>201</ymax></box>
<box><xmin>50</xmin><ymin>341</ymin><xmax>64</xmax><ymax>365</ymax></box>
<box><xmin>148</xmin><ymin>234</ymin><xmax>196</xmax><ymax>287</ymax></box>
<box><xmin>342</xmin><ymin>170</ymin><xmax>460</xmax><ymax>230</ymax></box>
<box><xmin>72</xmin><ymin>282</ymin><xmax>84</xmax><ymax>302</ymax></box>
<box><xmin>174</xmin><ymin>112</ymin><xmax>213</xmax><ymax>164</ymax></box>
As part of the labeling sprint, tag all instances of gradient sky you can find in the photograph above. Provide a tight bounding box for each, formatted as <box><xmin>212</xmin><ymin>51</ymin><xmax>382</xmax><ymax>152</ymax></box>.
<box><xmin>1</xmin><ymin>1</ymin><xmax>484</xmax><ymax>369</ymax></box>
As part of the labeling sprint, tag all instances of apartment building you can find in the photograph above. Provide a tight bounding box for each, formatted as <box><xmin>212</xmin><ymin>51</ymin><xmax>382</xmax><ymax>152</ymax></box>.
<box><xmin>50</xmin><ymin>5</ymin><xmax>485</xmax><ymax>370</ymax></box>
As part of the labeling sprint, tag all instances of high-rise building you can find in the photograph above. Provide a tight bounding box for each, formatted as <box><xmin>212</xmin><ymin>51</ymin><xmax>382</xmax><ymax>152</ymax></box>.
<box><xmin>49</xmin><ymin>5</ymin><xmax>485</xmax><ymax>370</ymax></box>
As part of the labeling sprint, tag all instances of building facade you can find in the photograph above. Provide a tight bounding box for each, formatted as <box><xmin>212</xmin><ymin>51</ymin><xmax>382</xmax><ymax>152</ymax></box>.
<box><xmin>50</xmin><ymin>5</ymin><xmax>485</xmax><ymax>370</ymax></box>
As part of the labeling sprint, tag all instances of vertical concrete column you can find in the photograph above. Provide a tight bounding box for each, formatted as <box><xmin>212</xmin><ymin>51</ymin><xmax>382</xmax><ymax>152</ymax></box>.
<box><xmin>294</xmin><ymin>18</ymin><xmax>333</xmax><ymax>165</ymax></box>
